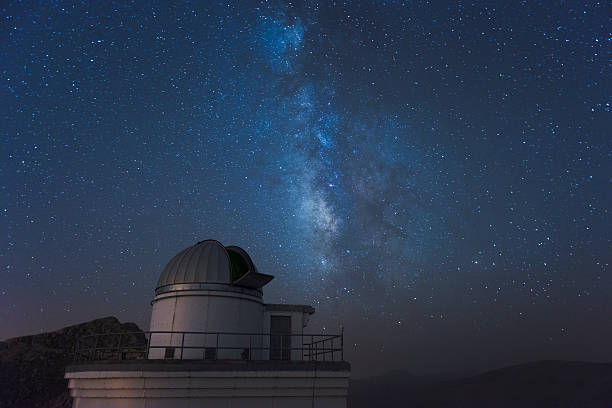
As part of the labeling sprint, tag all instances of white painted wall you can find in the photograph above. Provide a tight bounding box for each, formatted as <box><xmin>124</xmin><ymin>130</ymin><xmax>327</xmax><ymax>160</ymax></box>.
<box><xmin>148</xmin><ymin>289</ymin><xmax>264</xmax><ymax>359</ymax></box>
<box><xmin>66</xmin><ymin>368</ymin><xmax>349</xmax><ymax>408</ymax></box>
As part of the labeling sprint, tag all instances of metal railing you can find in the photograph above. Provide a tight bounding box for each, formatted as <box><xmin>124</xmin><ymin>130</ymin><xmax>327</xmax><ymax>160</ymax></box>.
<box><xmin>73</xmin><ymin>330</ymin><xmax>344</xmax><ymax>363</ymax></box>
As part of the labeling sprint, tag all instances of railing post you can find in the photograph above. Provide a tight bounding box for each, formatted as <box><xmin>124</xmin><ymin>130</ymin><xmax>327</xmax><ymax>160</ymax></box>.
<box><xmin>180</xmin><ymin>332</ymin><xmax>185</xmax><ymax>360</ymax></box>
<box><xmin>249</xmin><ymin>335</ymin><xmax>252</xmax><ymax>360</ymax></box>
<box><xmin>341</xmin><ymin>327</ymin><xmax>344</xmax><ymax>361</ymax></box>
<box><xmin>216</xmin><ymin>333</ymin><xmax>219</xmax><ymax>359</ymax></box>
<box><xmin>91</xmin><ymin>334</ymin><xmax>99</xmax><ymax>361</ymax></box>
<box><xmin>323</xmin><ymin>338</ymin><xmax>326</xmax><ymax>361</ymax></box>
<box><xmin>117</xmin><ymin>333</ymin><xmax>123</xmax><ymax>360</ymax></box>
<box><xmin>311</xmin><ymin>335</ymin><xmax>314</xmax><ymax>361</ymax></box>
<box><xmin>74</xmin><ymin>337</ymin><xmax>79</xmax><ymax>362</ymax></box>
<box><xmin>146</xmin><ymin>332</ymin><xmax>151</xmax><ymax>359</ymax></box>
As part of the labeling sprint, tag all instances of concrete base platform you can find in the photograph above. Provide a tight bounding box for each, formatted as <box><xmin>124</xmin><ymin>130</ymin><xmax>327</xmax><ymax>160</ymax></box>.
<box><xmin>66</xmin><ymin>360</ymin><xmax>350</xmax><ymax>408</ymax></box>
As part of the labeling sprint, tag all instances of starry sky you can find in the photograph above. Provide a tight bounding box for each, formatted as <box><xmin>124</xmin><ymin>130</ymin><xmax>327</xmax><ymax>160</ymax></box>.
<box><xmin>1</xmin><ymin>1</ymin><xmax>610</xmax><ymax>377</ymax></box>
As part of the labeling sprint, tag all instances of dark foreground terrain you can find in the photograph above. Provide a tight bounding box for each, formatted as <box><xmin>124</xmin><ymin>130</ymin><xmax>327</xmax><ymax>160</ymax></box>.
<box><xmin>0</xmin><ymin>317</ymin><xmax>143</xmax><ymax>408</ymax></box>
<box><xmin>349</xmin><ymin>360</ymin><xmax>612</xmax><ymax>408</ymax></box>
<box><xmin>1</xmin><ymin>318</ymin><xmax>611</xmax><ymax>407</ymax></box>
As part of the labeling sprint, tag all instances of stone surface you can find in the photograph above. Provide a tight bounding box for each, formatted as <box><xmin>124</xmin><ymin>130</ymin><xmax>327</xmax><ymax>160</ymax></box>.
<box><xmin>0</xmin><ymin>316</ymin><xmax>143</xmax><ymax>408</ymax></box>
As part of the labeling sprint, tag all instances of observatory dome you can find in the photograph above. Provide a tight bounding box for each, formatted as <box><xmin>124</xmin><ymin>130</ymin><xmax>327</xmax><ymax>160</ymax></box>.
<box><xmin>156</xmin><ymin>239</ymin><xmax>273</xmax><ymax>294</ymax></box>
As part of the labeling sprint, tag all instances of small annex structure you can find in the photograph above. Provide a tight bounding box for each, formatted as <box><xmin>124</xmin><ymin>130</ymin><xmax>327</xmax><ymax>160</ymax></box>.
<box><xmin>66</xmin><ymin>239</ymin><xmax>350</xmax><ymax>408</ymax></box>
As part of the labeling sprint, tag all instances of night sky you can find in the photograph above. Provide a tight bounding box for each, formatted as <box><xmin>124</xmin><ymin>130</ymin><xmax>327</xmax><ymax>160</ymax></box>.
<box><xmin>1</xmin><ymin>1</ymin><xmax>610</xmax><ymax>377</ymax></box>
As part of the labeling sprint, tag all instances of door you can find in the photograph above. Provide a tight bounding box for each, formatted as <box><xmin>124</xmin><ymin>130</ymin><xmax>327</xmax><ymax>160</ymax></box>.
<box><xmin>270</xmin><ymin>315</ymin><xmax>291</xmax><ymax>360</ymax></box>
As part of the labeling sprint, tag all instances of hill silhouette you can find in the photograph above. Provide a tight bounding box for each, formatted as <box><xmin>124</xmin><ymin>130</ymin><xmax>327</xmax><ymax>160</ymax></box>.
<box><xmin>348</xmin><ymin>360</ymin><xmax>612</xmax><ymax>407</ymax></box>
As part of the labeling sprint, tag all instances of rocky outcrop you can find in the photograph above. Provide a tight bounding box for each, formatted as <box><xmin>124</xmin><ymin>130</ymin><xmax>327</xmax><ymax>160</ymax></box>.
<box><xmin>0</xmin><ymin>316</ymin><xmax>143</xmax><ymax>408</ymax></box>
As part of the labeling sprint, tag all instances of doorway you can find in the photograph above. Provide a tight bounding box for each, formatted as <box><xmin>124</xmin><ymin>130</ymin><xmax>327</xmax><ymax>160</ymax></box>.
<box><xmin>270</xmin><ymin>315</ymin><xmax>291</xmax><ymax>360</ymax></box>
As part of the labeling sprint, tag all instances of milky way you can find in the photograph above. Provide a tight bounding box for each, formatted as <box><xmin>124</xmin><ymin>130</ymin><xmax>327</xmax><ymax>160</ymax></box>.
<box><xmin>1</xmin><ymin>1</ymin><xmax>610</xmax><ymax>376</ymax></box>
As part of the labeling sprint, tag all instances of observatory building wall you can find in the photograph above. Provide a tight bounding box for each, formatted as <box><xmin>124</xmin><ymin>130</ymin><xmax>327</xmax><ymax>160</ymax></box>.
<box><xmin>66</xmin><ymin>361</ymin><xmax>350</xmax><ymax>408</ymax></box>
<box><xmin>149</xmin><ymin>286</ymin><xmax>264</xmax><ymax>360</ymax></box>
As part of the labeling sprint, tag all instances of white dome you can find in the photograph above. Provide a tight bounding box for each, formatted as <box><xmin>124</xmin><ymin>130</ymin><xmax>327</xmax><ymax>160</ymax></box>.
<box><xmin>155</xmin><ymin>239</ymin><xmax>273</xmax><ymax>294</ymax></box>
<box><xmin>156</xmin><ymin>240</ymin><xmax>231</xmax><ymax>289</ymax></box>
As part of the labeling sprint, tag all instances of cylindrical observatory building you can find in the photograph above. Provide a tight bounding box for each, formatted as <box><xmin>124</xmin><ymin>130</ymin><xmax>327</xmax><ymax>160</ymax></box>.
<box><xmin>66</xmin><ymin>239</ymin><xmax>350</xmax><ymax>408</ymax></box>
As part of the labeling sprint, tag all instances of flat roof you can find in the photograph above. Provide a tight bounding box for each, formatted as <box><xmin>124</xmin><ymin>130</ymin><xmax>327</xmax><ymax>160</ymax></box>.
<box><xmin>265</xmin><ymin>304</ymin><xmax>315</xmax><ymax>314</ymax></box>
<box><xmin>66</xmin><ymin>359</ymin><xmax>349</xmax><ymax>373</ymax></box>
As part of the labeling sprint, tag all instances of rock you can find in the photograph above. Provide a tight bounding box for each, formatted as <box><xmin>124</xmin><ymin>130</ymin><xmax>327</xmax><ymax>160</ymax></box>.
<box><xmin>0</xmin><ymin>316</ymin><xmax>144</xmax><ymax>408</ymax></box>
